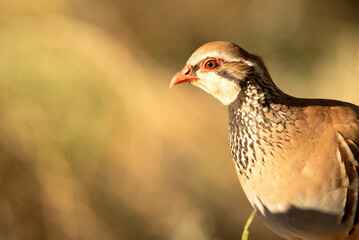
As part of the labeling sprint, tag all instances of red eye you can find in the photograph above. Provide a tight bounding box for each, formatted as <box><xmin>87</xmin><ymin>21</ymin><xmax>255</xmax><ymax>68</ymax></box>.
<box><xmin>204</xmin><ymin>59</ymin><xmax>218</xmax><ymax>70</ymax></box>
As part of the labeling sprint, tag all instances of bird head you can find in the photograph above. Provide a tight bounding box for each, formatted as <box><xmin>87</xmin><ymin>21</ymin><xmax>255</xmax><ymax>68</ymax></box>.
<box><xmin>170</xmin><ymin>41</ymin><xmax>273</xmax><ymax>105</ymax></box>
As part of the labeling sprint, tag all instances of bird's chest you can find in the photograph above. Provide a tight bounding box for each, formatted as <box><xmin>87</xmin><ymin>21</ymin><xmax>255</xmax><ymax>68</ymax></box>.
<box><xmin>228</xmin><ymin>115</ymin><xmax>290</xmax><ymax>219</ymax></box>
<box><xmin>228</xmin><ymin>109</ymin><xmax>288</xmax><ymax>180</ymax></box>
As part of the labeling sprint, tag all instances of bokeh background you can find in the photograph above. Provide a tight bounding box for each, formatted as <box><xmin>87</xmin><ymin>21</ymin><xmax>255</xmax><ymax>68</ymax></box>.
<box><xmin>0</xmin><ymin>0</ymin><xmax>359</xmax><ymax>239</ymax></box>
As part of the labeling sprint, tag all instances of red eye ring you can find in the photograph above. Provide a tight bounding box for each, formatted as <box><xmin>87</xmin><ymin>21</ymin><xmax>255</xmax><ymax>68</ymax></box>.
<box><xmin>203</xmin><ymin>58</ymin><xmax>219</xmax><ymax>70</ymax></box>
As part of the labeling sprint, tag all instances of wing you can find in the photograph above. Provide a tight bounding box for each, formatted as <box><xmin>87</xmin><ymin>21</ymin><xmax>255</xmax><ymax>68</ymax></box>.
<box><xmin>337</xmin><ymin>132</ymin><xmax>359</xmax><ymax>237</ymax></box>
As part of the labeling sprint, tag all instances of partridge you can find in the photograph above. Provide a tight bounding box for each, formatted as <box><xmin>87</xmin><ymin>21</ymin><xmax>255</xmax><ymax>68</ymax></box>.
<box><xmin>170</xmin><ymin>41</ymin><xmax>359</xmax><ymax>240</ymax></box>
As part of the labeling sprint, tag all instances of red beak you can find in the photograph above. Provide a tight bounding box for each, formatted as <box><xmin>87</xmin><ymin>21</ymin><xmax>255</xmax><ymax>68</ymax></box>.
<box><xmin>170</xmin><ymin>67</ymin><xmax>198</xmax><ymax>88</ymax></box>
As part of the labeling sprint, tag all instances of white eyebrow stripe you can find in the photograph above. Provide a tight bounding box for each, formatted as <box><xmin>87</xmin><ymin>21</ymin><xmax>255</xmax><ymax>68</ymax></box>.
<box><xmin>187</xmin><ymin>49</ymin><xmax>256</xmax><ymax>68</ymax></box>
<box><xmin>242</xmin><ymin>59</ymin><xmax>255</xmax><ymax>67</ymax></box>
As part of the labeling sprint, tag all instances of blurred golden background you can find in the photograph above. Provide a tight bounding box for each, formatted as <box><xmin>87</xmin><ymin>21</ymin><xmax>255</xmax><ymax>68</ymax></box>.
<box><xmin>0</xmin><ymin>0</ymin><xmax>359</xmax><ymax>239</ymax></box>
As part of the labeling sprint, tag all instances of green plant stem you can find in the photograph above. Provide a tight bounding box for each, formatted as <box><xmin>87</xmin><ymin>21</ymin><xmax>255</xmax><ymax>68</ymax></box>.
<box><xmin>242</xmin><ymin>208</ymin><xmax>257</xmax><ymax>240</ymax></box>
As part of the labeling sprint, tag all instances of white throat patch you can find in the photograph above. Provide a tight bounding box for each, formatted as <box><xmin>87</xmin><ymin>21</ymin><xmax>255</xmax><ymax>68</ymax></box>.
<box><xmin>192</xmin><ymin>72</ymin><xmax>240</xmax><ymax>105</ymax></box>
